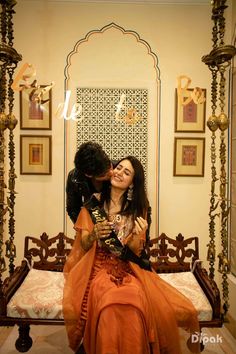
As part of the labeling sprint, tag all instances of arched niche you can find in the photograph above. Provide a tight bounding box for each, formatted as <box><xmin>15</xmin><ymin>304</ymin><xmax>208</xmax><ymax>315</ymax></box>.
<box><xmin>64</xmin><ymin>23</ymin><xmax>160</xmax><ymax>237</ymax></box>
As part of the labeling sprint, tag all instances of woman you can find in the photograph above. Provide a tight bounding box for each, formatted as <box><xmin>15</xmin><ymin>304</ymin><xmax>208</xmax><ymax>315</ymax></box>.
<box><xmin>63</xmin><ymin>156</ymin><xmax>199</xmax><ymax>354</ymax></box>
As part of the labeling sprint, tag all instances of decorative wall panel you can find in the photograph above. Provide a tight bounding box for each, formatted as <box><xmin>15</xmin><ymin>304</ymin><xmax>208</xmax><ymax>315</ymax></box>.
<box><xmin>76</xmin><ymin>87</ymin><xmax>148</xmax><ymax>176</ymax></box>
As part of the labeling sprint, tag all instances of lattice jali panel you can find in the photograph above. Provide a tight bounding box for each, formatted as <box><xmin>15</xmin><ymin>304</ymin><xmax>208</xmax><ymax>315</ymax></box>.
<box><xmin>76</xmin><ymin>88</ymin><xmax>148</xmax><ymax>175</ymax></box>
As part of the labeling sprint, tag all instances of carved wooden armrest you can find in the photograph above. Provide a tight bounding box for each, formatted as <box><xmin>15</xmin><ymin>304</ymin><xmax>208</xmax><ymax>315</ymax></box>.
<box><xmin>0</xmin><ymin>260</ymin><xmax>29</xmax><ymax>316</ymax></box>
<box><xmin>193</xmin><ymin>262</ymin><xmax>221</xmax><ymax>320</ymax></box>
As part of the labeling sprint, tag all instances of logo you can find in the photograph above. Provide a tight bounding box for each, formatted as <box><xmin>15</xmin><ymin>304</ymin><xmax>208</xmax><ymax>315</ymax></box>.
<box><xmin>191</xmin><ymin>332</ymin><xmax>223</xmax><ymax>346</ymax></box>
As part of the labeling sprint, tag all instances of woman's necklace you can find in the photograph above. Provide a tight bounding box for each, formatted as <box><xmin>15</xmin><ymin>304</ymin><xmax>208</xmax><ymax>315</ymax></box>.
<box><xmin>105</xmin><ymin>201</ymin><xmax>122</xmax><ymax>223</ymax></box>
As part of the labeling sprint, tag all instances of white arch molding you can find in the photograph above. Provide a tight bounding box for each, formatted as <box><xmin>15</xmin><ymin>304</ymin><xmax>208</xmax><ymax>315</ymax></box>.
<box><xmin>63</xmin><ymin>22</ymin><xmax>161</xmax><ymax>238</ymax></box>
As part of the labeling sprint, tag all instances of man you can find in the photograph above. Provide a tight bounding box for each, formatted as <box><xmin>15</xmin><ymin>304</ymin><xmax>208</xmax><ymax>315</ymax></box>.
<box><xmin>66</xmin><ymin>141</ymin><xmax>113</xmax><ymax>223</ymax></box>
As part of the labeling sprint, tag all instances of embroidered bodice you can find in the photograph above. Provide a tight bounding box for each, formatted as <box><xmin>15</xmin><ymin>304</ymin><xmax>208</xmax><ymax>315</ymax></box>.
<box><xmin>106</xmin><ymin>213</ymin><xmax>134</xmax><ymax>245</ymax></box>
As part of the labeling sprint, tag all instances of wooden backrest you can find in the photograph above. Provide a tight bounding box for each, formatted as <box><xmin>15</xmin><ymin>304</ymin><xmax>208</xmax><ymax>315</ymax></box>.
<box><xmin>24</xmin><ymin>231</ymin><xmax>199</xmax><ymax>273</ymax></box>
<box><xmin>24</xmin><ymin>232</ymin><xmax>74</xmax><ymax>271</ymax></box>
<box><xmin>147</xmin><ymin>233</ymin><xmax>199</xmax><ymax>273</ymax></box>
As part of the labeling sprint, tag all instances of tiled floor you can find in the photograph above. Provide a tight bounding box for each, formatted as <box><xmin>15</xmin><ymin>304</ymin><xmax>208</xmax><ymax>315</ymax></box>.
<box><xmin>0</xmin><ymin>325</ymin><xmax>73</xmax><ymax>354</ymax></box>
<box><xmin>0</xmin><ymin>325</ymin><xmax>235</xmax><ymax>354</ymax></box>
<box><xmin>179</xmin><ymin>327</ymin><xmax>236</xmax><ymax>353</ymax></box>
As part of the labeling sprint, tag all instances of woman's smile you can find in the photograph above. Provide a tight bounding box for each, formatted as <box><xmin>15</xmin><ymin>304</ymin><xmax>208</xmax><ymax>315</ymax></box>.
<box><xmin>112</xmin><ymin>175</ymin><xmax>122</xmax><ymax>182</ymax></box>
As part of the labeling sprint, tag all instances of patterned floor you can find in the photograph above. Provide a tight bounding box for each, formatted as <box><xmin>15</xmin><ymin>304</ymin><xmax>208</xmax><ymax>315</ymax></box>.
<box><xmin>0</xmin><ymin>326</ymin><xmax>73</xmax><ymax>354</ymax></box>
<box><xmin>0</xmin><ymin>325</ymin><xmax>235</xmax><ymax>354</ymax></box>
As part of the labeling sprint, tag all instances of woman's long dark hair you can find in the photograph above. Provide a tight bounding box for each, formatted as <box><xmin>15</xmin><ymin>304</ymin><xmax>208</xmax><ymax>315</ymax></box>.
<box><xmin>101</xmin><ymin>156</ymin><xmax>149</xmax><ymax>218</ymax></box>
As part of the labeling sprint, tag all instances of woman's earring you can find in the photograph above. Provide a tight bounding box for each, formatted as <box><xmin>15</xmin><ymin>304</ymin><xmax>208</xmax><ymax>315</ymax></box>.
<box><xmin>127</xmin><ymin>185</ymin><xmax>133</xmax><ymax>201</ymax></box>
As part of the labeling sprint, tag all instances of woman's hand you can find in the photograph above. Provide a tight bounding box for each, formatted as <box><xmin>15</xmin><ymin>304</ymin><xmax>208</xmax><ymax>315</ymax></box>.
<box><xmin>81</xmin><ymin>220</ymin><xmax>113</xmax><ymax>251</ymax></box>
<box><xmin>127</xmin><ymin>217</ymin><xmax>148</xmax><ymax>256</ymax></box>
<box><xmin>93</xmin><ymin>220</ymin><xmax>113</xmax><ymax>240</ymax></box>
<box><xmin>133</xmin><ymin>217</ymin><xmax>148</xmax><ymax>237</ymax></box>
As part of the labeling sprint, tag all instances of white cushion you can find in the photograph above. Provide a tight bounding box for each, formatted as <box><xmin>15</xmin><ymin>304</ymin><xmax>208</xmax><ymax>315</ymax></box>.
<box><xmin>7</xmin><ymin>269</ymin><xmax>65</xmax><ymax>319</ymax></box>
<box><xmin>7</xmin><ymin>269</ymin><xmax>212</xmax><ymax>321</ymax></box>
<box><xmin>159</xmin><ymin>272</ymin><xmax>212</xmax><ymax>321</ymax></box>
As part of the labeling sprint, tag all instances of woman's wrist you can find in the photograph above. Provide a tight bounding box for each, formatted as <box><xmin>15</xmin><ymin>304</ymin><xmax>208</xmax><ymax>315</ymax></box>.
<box><xmin>81</xmin><ymin>229</ymin><xmax>97</xmax><ymax>251</ymax></box>
<box><xmin>88</xmin><ymin>230</ymin><xmax>97</xmax><ymax>243</ymax></box>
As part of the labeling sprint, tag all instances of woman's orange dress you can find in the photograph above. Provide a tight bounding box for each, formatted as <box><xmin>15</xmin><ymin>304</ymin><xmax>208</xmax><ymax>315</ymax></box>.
<box><xmin>63</xmin><ymin>208</ymin><xmax>199</xmax><ymax>354</ymax></box>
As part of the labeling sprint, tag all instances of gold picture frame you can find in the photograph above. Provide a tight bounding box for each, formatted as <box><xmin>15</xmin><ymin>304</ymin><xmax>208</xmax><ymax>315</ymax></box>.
<box><xmin>173</xmin><ymin>137</ymin><xmax>205</xmax><ymax>177</ymax></box>
<box><xmin>20</xmin><ymin>86</ymin><xmax>52</xmax><ymax>130</ymax></box>
<box><xmin>175</xmin><ymin>88</ymin><xmax>206</xmax><ymax>132</ymax></box>
<box><xmin>20</xmin><ymin>135</ymin><xmax>52</xmax><ymax>175</ymax></box>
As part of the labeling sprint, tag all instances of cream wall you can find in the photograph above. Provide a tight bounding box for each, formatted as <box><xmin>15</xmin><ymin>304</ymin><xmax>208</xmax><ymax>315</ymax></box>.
<box><xmin>64</xmin><ymin>25</ymin><xmax>160</xmax><ymax>239</ymax></box>
<box><xmin>12</xmin><ymin>0</ymin><xmax>212</xmax><ymax>259</ymax></box>
<box><xmin>7</xmin><ymin>0</ymin><xmax>235</xmax><ymax>320</ymax></box>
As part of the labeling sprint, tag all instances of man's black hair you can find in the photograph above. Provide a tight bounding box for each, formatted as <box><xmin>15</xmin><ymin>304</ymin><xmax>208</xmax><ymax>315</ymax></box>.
<box><xmin>74</xmin><ymin>141</ymin><xmax>111</xmax><ymax>177</ymax></box>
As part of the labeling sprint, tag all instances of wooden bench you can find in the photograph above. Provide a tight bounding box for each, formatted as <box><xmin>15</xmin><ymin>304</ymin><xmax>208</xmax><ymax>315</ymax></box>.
<box><xmin>147</xmin><ymin>233</ymin><xmax>222</xmax><ymax>329</ymax></box>
<box><xmin>0</xmin><ymin>232</ymin><xmax>222</xmax><ymax>352</ymax></box>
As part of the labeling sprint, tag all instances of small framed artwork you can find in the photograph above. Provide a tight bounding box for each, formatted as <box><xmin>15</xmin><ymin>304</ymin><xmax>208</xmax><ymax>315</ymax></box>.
<box><xmin>173</xmin><ymin>137</ymin><xmax>205</xmax><ymax>177</ymax></box>
<box><xmin>20</xmin><ymin>135</ymin><xmax>52</xmax><ymax>175</ymax></box>
<box><xmin>175</xmin><ymin>88</ymin><xmax>206</xmax><ymax>132</ymax></box>
<box><xmin>20</xmin><ymin>86</ymin><xmax>52</xmax><ymax>130</ymax></box>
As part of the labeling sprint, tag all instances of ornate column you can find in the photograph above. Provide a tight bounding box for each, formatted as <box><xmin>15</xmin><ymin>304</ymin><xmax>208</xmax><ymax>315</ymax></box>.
<box><xmin>202</xmin><ymin>0</ymin><xmax>236</xmax><ymax>316</ymax></box>
<box><xmin>0</xmin><ymin>0</ymin><xmax>21</xmax><ymax>287</ymax></box>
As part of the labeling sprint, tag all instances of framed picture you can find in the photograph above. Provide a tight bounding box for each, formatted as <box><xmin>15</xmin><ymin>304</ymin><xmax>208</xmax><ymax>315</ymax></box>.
<box><xmin>20</xmin><ymin>135</ymin><xmax>52</xmax><ymax>175</ymax></box>
<box><xmin>175</xmin><ymin>88</ymin><xmax>206</xmax><ymax>132</ymax></box>
<box><xmin>173</xmin><ymin>137</ymin><xmax>205</xmax><ymax>177</ymax></box>
<box><xmin>20</xmin><ymin>86</ymin><xmax>52</xmax><ymax>130</ymax></box>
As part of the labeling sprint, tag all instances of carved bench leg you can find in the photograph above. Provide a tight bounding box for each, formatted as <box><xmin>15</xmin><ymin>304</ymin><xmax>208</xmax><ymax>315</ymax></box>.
<box><xmin>15</xmin><ymin>324</ymin><xmax>33</xmax><ymax>352</ymax></box>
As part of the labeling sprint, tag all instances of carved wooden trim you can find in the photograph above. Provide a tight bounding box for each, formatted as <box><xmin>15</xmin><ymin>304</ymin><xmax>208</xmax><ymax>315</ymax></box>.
<box><xmin>24</xmin><ymin>232</ymin><xmax>74</xmax><ymax>271</ymax></box>
<box><xmin>0</xmin><ymin>261</ymin><xmax>29</xmax><ymax>316</ymax></box>
<box><xmin>148</xmin><ymin>233</ymin><xmax>199</xmax><ymax>273</ymax></box>
<box><xmin>194</xmin><ymin>262</ymin><xmax>221</xmax><ymax>320</ymax></box>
